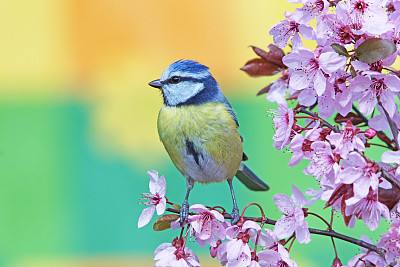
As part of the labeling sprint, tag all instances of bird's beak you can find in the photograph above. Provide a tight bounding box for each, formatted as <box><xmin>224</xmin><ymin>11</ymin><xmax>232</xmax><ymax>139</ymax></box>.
<box><xmin>148</xmin><ymin>79</ymin><xmax>162</xmax><ymax>89</ymax></box>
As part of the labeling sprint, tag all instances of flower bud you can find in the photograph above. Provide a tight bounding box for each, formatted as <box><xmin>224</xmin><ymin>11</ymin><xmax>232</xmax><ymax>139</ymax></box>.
<box><xmin>332</xmin><ymin>257</ymin><xmax>342</xmax><ymax>267</ymax></box>
<box><xmin>209</xmin><ymin>239</ymin><xmax>221</xmax><ymax>258</ymax></box>
<box><xmin>364</xmin><ymin>128</ymin><xmax>376</xmax><ymax>139</ymax></box>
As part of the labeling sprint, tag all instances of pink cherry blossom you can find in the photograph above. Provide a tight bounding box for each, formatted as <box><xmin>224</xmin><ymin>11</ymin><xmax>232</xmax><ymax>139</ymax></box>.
<box><xmin>303</xmin><ymin>141</ymin><xmax>340</xmax><ymax>180</ymax></box>
<box><xmin>377</xmin><ymin>219</ymin><xmax>400</xmax><ymax>263</ymax></box>
<box><xmin>283</xmin><ymin>48</ymin><xmax>346</xmax><ymax>96</ymax></box>
<box><xmin>316</xmin><ymin>12</ymin><xmax>357</xmax><ymax>45</ymax></box>
<box><xmin>266</xmin><ymin>71</ymin><xmax>292</xmax><ymax>102</ymax></box>
<box><xmin>271</xmin><ymin>93</ymin><xmax>295</xmax><ymax>150</ymax></box>
<box><xmin>289</xmin><ymin>122</ymin><xmax>322</xmax><ymax>167</ymax></box>
<box><xmin>269</xmin><ymin>12</ymin><xmax>315</xmax><ymax>49</ymax></box>
<box><xmin>257</xmin><ymin>245</ymin><xmax>298</xmax><ymax>267</ymax></box>
<box><xmin>154</xmin><ymin>241</ymin><xmax>200</xmax><ymax>267</ymax></box>
<box><xmin>187</xmin><ymin>204</ymin><xmax>226</xmax><ymax>247</ymax></box>
<box><xmin>338</xmin><ymin>152</ymin><xmax>380</xmax><ymax>201</ymax></box>
<box><xmin>291</xmin><ymin>0</ymin><xmax>329</xmax><ymax>24</ymax></box>
<box><xmin>349</xmin><ymin>73</ymin><xmax>400</xmax><ymax>118</ymax></box>
<box><xmin>138</xmin><ymin>170</ymin><xmax>167</xmax><ymax>228</ymax></box>
<box><xmin>345</xmin><ymin>189</ymin><xmax>390</xmax><ymax>231</ymax></box>
<box><xmin>341</xmin><ymin>0</ymin><xmax>392</xmax><ymax>35</ymax></box>
<box><xmin>251</xmin><ymin>228</ymin><xmax>281</xmax><ymax>251</ymax></box>
<box><xmin>273</xmin><ymin>185</ymin><xmax>311</xmax><ymax>244</ymax></box>
<box><xmin>217</xmin><ymin>220</ymin><xmax>261</xmax><ymax>267</ymax></box>
<box><xmin>347</xmin><ymin>236</ymin><xmax>387</xmax><ymax>267</ymax></box>
<box><xmin>326</xmin><ymin>120</ymin><xmax>365</xmax><ymax>159</ymax></box>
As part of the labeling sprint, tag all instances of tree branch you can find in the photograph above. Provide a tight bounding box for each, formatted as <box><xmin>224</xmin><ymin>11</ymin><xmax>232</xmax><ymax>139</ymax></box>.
<box><xmin>165</xmin><ymin>207</ymin><xmax>385</xmax><ymax>257</ymax></box>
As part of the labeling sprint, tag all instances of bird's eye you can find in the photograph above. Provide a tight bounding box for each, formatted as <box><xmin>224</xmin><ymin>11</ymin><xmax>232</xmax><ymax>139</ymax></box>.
<box><xmin>170</xmin><ymin>76</ymin><xmax>181</xmax><ymax>84</ymax></box>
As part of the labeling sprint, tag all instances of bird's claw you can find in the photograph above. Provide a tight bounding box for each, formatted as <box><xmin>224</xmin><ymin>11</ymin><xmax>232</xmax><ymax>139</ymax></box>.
<box><xmin>180</xmin><ymin>201</ymin><xmax>189</xmax><ymax>227</ymax></box>
<box><xmin>230</xmin><ymin>207</ymin><xmax>240</xmax><ymax>225</ymax></box>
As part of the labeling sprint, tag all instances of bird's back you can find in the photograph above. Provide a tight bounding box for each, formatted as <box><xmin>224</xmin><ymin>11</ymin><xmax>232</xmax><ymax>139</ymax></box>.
<box><xmin>157</xmin><ymin>102</ymin><xmax>243</xmax><ymax>184</ymax></box>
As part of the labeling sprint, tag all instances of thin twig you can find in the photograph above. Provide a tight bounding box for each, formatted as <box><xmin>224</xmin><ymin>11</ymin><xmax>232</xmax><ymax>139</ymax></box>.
<box><xmin>307</xmin><ymin>212</ymin><xmax>331</xmax><ymax>230</ymax></box>
<box><xmin>287</xmin><ymin>236</ymin><xmax>296</xmax><ymax>252</ymax></box>
<box><xmin>379</xmin><ymin>166</ymin><xmax>400</xmax><ymax>191</ymax></box>
<box><xmin>296</xmin><ymin>107</ymin><xmax>340</xmax><ymax>133</ymax></box>
<box><xmin>352</xmin><ymin>104</ymin><xmax>395</xmax><ymax>150</ymax></box>
<box><xmin>378</xmin><ymin>101</ymin><xmax>399</xmax><ymax>150</ymax></box>
<box><xmin>165</xmin><ymin>208</ymin><xmax>385</xmax><ymax>257</ymax></box>
<box><xmin>368</xmin><ymin>143</ymin><xmax>396</xmax><ymax>150</ymax></box>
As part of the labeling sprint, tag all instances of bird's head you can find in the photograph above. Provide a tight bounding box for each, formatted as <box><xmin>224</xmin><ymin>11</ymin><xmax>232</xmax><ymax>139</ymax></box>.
<box><xmin>149</xmin><ymin>60</ymin><xmax>219</xmax><ymax>106</ymax></box>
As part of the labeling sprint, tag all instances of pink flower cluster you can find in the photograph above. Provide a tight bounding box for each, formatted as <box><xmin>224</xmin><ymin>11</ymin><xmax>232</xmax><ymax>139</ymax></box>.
<box><xmin>170</xmin><ymin>204</ymin><xmax>298</xmax><ymax>267</ymax></box>
<box><xmin>267</xmin><ymin>0</ymin><xmax>400</xmax><ymax>121</ymax></box>
<box><xmin>271</xmin><ymin>95</ymin><xmax>392</xmax><ymax>231</ymax></box>
<box><xmin>265</xmin><ymin>1</ymin><xmax>400</xmax><ymax>263</ymax></box>
<box><xmin>137</xmin><ymin>170</ymin><xmax>302</xmax><ymax>267</ymax></box>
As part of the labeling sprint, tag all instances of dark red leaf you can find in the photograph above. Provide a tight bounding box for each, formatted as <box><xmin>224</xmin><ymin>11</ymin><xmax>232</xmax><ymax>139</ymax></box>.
<box><xmin>377</xmin><ymin>131</ymin><xmax>394</xmax><ymax>146</ymax></box>
<box><xmin>325</xmin><ymin>184</ymin><xmax>353</xmax><ymax>209</ymax></box>
<box><xmin>251</xmin><ymin>45</ymin><xmax>286</xmax><ymax>69</ymax></box>
<box><xmin>240</xmin><ymin>58</ymin><xmax>280</xmax><ymax>77</ymax></box>
<box><xmin>334</xmin><ymin>112</ymin><xmax>364</xmax><ymax>125</ymax></box>
<box><xmin>256</xmin><ymin>84</ymin><xmax>272</xmax><ymax>95</ymax></box>
<box><xmin>379</xmin><ymin>187</ymin><xmax>400</xmax><ymax>210</ymax></box>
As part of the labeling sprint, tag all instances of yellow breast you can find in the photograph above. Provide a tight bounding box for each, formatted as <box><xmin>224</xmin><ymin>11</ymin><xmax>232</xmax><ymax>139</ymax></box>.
<box><xmin>157</xmin><ymin>102</ymin><xmax>243</xmax><ymax>183</ymax></box>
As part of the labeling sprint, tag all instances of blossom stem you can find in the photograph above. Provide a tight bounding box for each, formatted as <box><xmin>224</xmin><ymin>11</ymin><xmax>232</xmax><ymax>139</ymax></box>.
<box><xmin>179</xmin><ymin>226</ymin><xmax>185</xmax><ymax>239</ymax></box>
<box><xmin>287</xmin><ymin>236</ymin><xmax>296</xmax><ymax>252</ymax></box>
<box><xmin>283</xmin><ymin>233</ymin><xmax>295</xmax><ymax>246</ymax></box>
<box><xmin>306</xmin><ymin>212</ymin><xmax>331</xmax><ymax>230</ymax></box>
<box><xmin>294</xmin><ymin>116</ymin><xmax>320</xmax><ymax>120</ymax></box>
<box><xmin>352</xmin><ymin>104</ymin><xmax>395</xmax><ymax>150</ymax></box>
<box><xmin>182</xmin><ymin>225</ymin><xmax>190</xmax><ymax>248</ymax></box>
<box><xmin>296</xmin><ymin>107</ymin><xmax>340</xmax><ymax>133</ymax></box>
<box><xmin>209</xmin><ymin>206</ymin><xmax>226</xmax><ymax>214</ymax></box>
<box><xmin>354</xmin><ymin>251</ymin><xmax>370</xmax><ymax>267</ymax></box>
<box><xmin>331</xmin><ymin>236</ymin><xmax>338</xmax><ymax>258</ymax></box>
<box><xmin>368</xmin><ymin>142</ymin><xmax>396</xmax><ymax>150</ymax></box>
<box><xmin>378</xmin><ymin>101</ymin><xmax>399</xmax><ymax>150</ymax></box>
<box><xmin>351</xmin><ymin>104</ymin><xmax>369</xmax><ymax>124</ymax></box>
<box><xmin>165</xmin><ymin>207</ymin><xmax>385</xmax><ymax>256</ymax></box>
<box><xmin>329</xmin><ymin>210</ymin><xmax>338</xmax><ymax>258</ymax></box>
<box><xmin>240</xmin><ymin>203</ymin><xmax>266</xmax><ymax>224</ymax></box>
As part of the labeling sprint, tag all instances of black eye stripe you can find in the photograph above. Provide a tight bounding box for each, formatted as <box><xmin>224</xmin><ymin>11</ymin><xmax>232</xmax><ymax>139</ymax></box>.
<box><xmin>163</xmin><ymin>77</ymin><xmax>203</xmax><ymax>85</ymax></box>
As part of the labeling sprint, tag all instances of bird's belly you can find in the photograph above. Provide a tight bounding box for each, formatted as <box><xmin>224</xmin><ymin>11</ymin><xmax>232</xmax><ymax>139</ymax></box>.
<box><xmin>157</xmin><ymin>103</ymin><xmax>243</xmax><ymax>183</ymax></box>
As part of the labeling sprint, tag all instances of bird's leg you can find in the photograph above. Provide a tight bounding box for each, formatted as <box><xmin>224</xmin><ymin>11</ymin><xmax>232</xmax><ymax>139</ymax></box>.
<box><xmin>180</xmin><ymin>177</ymin><xmax>194</xmax><ymax>226</ymax></box>
<box><xmin>227</xmin><ymin>178</ymin><xmax>240</xmax><ymax>224</ymax></box>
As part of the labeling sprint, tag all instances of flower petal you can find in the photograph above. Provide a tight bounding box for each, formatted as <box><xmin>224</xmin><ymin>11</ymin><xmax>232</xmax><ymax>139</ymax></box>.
<box><xmin>274</xmin><ymin>194</ymin><xmax>295</xmax><ymax>215</ymax></box>
<box><xmin>138</xmin><ymin>206</ymin><xmax>155</xmax><ymax>228</ymax></box>
<box><xmin>156</xmin><ymin>197</ymin><xmax>167</xmax><ymax>215</ymax></box>
<box><xmin>291</xmin><ymin>185</ymin><xmax>307</xmax><ymax>207</ymax></box>
<box><xmin>274</xmin><ymin>215</ymin><xmax>296</xmax><ymax>239</ymax></box>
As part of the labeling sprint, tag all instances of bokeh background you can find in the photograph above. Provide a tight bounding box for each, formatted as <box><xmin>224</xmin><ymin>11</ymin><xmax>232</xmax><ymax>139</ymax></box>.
<box><xmin>0</xmin><ymin>1</ymin><xmax>389</xmax><ymax>266</ymax></box>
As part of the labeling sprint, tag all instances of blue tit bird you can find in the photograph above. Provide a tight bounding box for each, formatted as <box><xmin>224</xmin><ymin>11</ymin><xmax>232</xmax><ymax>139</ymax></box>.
<box><xmin>149</xmin><ymin>60</ymin><xmax>269</xmax><ymax>225</ymax></box>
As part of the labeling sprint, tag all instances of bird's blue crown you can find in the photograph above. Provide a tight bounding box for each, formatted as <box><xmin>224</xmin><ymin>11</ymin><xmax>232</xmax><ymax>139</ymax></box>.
<box><xmin>169</xmin><ymin>60</ymin><xmax>209</xmax><ymax>74</ymax></box>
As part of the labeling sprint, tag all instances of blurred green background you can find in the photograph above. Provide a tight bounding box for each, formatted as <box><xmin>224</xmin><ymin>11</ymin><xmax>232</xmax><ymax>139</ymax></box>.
<box><xmin>0</xmin><ymin>1</ymin><xmax>389</xmax><ymax>266</ymax></box>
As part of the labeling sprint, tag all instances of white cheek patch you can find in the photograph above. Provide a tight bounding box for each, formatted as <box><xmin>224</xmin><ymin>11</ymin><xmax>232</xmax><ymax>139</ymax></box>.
<box><xmin>163</xmin><ymin>82</ymin><xmax>204</xmax><ymax>106</ymax></box>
